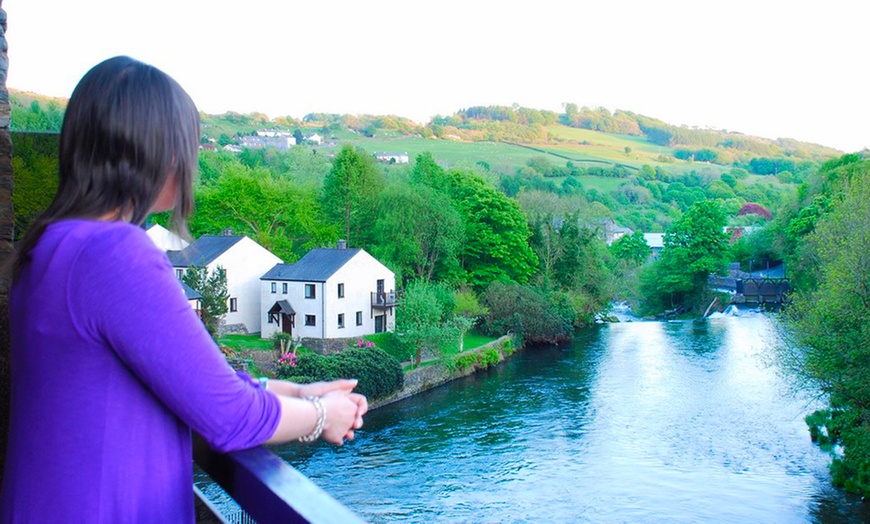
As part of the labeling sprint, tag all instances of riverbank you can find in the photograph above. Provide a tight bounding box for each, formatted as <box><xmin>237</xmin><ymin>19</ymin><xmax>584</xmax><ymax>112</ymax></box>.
<box><xmin>370</xmin><ymin>334</ymin><xmax>517</xmax><ymax>410</ymax></box>
<box><xmin>230</xmin><ymin>334</ymin><xmax>519</xmax><ymax>409</ymax></box>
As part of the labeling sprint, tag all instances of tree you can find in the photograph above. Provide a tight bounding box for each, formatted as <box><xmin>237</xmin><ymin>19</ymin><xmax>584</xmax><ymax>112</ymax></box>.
<box><xmin>182</xmin><ymin>265</ymin><xmax>229</xmax><ymax>339</ymax></box>
<box><xmin>610</xmin><ymin>230</ymin><xmax>650</xmax><ymax>266</ymax></box>
<box><xmin>369</xmin><ymin>183</ymin><xmax>464</xmax><ymax>285</ymax></box>
<box><xmin>480</xmin><ymin>283</ymin><xmax>573</xmax><ymax>345</ymax></box>
<box><xmin>641</xmin><ymin>200</ymin><xmax>730</xmax><ymax>312</ymax></box>
<box><xmin>189</xmin><ymin>162</ymin><xmax>333</xmax><ymax>262</ymax></box>
<box><xmin>443</xmin><ymin>169</ymin><xmax>538</xmax><ymax>288</ymax></box>
<box><xmin>396</xmin><ymin>281</ymin><xmax>455</xmax><ymax>366</ymax></box>
<box><xmin>321</xmin><ymin>144</ymin><xmax>384</xmax><ymax>246</ymax></box>
<box><xmin>788</xmin><ymin>171</ymin><xmax>870</xmax><ymax>497</ymax></box>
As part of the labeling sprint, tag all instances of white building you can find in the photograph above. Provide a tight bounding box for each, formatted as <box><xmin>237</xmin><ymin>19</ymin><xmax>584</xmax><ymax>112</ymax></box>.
<box><xmin>260</xmin><ymin>245</ymin><xmax>396</xmax><ymax>341</ymax></box>
<box><xmin>168</xmin><ymin>233</ymin><xmax>283</xmax><ymax>334</ymax></box>
<box><xmin>304</xmin><ymin>133</ymin><xmax>323</xmax><ymax>145</ymax></box>
<box><xmin>145</xmin><ymin>223</ymin><xmax>189</xmax><ymax>251</ymax></box>
<box><xmin>643</xmin><ymin>233</ymin><xmax>665</xmax><ymax>260</ymax></box>
<box><xmin>374</xmin><ymin>151</ymin><xmax>410</xmax><ymax>164</ymax></box>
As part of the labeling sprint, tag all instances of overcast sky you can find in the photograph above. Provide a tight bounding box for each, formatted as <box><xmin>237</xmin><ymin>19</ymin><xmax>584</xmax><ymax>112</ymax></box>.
<box><xmin>4</xmin><ymin>0</ymin><xmax>867</xmax><ymax>152</ymax></box>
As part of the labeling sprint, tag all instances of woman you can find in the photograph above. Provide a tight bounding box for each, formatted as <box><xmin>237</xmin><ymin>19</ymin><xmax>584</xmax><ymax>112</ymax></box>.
<box><xmin>1</xmin><ymin>56</ymin><xmax>367</xmax><ymax>522</ymax></box>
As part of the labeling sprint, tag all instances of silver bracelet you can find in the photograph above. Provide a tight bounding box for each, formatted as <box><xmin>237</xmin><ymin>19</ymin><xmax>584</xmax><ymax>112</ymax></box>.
<box><xmin>259</xmin><ymin>377</ymin><xmax>268</xmax><ymax>391</ymax></box>
<box><xmin>299</xmin><ymin>396</ymin><xmax>326</xmax><ymax>443</ymax></box>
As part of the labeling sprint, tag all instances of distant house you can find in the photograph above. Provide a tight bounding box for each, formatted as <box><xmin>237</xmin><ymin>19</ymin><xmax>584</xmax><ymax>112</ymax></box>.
<box><xmin>600</xmin><ymin>218</ymin><xmax>633</xmax><ymax>245</ymax></box>
<box><xmin>168</xmin><ymin>232</ymin><xmax>283</xmax><ymax>335</ymax></box>
<box><xmin>643</xmin><ymin>233</ymin><xmax>665</xmax><ymax>260</ymax></box>
<box><xmin>304</xmin><ymin>133</ymin><xmax>323</xmax><ymax>145</ymax></box>
<box><xmin>179</xmin><ymin>280</ymin><xmax>202</xmax><ymax>316</ymax></box>
<box><xmin>145</xmin><ymin>223</ymin><xmax>189</xmax><ymax>251</ymax></box>
<box><xmin>239</xmin><ymin>135</ymin><xmax>296</xmax><ymax>150</ymax></box>
<box><xmin>374</xmin><ymin>152</ymin><xmax>410</xmax><ymax>164</ymax></box>
<box><xmin>260</xmin><ymin>243</ymin><xmax>397</xmax><ymax>350</ymax></box>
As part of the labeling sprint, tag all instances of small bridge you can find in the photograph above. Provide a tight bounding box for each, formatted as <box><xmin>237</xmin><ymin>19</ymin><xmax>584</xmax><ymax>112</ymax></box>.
<box><xmin>709</xmin><ymin>274</ymin><xmax>791</xmax><ymax>308</ymax></box>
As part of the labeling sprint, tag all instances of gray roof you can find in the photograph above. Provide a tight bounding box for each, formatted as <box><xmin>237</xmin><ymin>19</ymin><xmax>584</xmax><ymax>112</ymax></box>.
<box><xmin>269</xmin><ymin>300</ymin><xmax>296</xmax><ymax>315</ymax></box>
<box><xmin>261</xmin><ymin>248</ymin><xmax>362</xmax><ymax>282</ymax></box>
<box><xmin>167</xmin><ymin>235</ymin><xmax>244</xmax><ymax>267</ymax></box>
<box><xmin>179</xmin><ymin>280</ymin><xmax>202</xmax><ymax>300</ymax></box>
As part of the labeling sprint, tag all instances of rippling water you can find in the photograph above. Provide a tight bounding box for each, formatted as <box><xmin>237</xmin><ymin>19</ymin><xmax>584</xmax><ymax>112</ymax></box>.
<box><xmin>203</xmin><ymin>313</ymin><xmax>870</xmax><ymax>522</ymax></box>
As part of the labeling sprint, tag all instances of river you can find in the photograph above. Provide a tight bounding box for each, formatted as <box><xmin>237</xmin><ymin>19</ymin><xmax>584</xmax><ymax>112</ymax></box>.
<box><xmin>204</xmin><ymin>312</ymin><xmax>870</xmax><ymax>522</ymax></box>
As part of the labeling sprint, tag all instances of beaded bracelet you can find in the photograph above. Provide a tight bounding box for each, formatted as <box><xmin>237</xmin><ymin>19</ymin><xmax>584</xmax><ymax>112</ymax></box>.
<box><xmin>299</xmin><ymin>396</ymin><xmax>326</xmax><ymax>443</ymax></box>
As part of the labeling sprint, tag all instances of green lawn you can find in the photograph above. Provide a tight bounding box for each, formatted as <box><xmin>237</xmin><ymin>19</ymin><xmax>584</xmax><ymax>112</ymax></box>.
<box><xmin>218</xmin><ymin>333</ymin><xmax>273</xmax><ymax>351</ymax></box>
<box><xmin>439</xmin><ymin>331</ymin><xmax>499</xmax><ymax>358</ymax></box>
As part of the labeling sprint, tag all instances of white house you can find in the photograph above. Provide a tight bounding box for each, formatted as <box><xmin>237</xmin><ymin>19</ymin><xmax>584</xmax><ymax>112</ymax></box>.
<box><xmin>145</xmin><ymin>223</ymin><xmax>189</xmax><ymax>251</ymax></box>
<box><xmin>304</xmin><ymin>133</ymin><xmax>323</xmax><ymax>145</ymax></box>
<box><xmin>179</xmin><ymin>280</ymin><xmax>202</xmax><ymax>315</ymax></box>
<box><xmin>643</xmin><ymin>233</ymin><xmax>665</xmax><ymax>260</ymax></box>
<box><xmin>260</xmin><ymin>245</ymin><xmax>396</xmax><ymax>342</ymax></box>
<box><xmin>600</xmin><ymin>218</ymin><xmax>633</xmax><ymax>245</ymax></box>
<box><xmin>168</xmin><ymin>233</ymin><xmax>283</xmax><ymax>334</ymax></box>
<box><xmin>239</xmin><ymin>135</ymin><xmax>296</xmax><ymax>150</ymax></box>
<box><xmin>374</xmin><ymin>152</ymin><xmax>410</xmax><ymax>164</ymax></box>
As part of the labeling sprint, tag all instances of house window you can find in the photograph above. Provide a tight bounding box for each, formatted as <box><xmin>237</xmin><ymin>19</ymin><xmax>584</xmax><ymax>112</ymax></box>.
<box><xmin>267</xmin><ymin>313</ymin><xmax>273</xmax><ymax>324</ymax></box>
<box><xmin>305</xmin><ymin>315</ymin><xmax>316</xmax><ymax>326</ymax></box>
<box><xmin>271</xmin><ymin>282</ymin><xmax>277</xmax><ymax>294</ymax></box>
<box><xmin>356</xmin><ymin>311</ymin><xmax>363</xmax><ymax>326</ymax></box>
<box><xmin>229</xmin><ymin>297</ymin><xmax>238</xmax><ymax>312</ymax></box>
<box><xmin>305</xmin><ymin>283</ymin><xmax>316</xmax><ymax>299</ymax></box>
<box><xmin>176</xmin><ymin>269</ymin><xmax>184</xmax><ymax>279</ymax></box>
<box><xmin>338</xmin><ymin>313</ymin><xmax>345</xmax><ymax>329</ymax></box>
<box><xmin>282</xmin><ymin>283</ymin><xmax>288</xmax><ymax>294</ymax></box>
<box><xmin>338</xmin><ymin>283</ymin><xmax>345</xmax><ymax>298</ymax></box>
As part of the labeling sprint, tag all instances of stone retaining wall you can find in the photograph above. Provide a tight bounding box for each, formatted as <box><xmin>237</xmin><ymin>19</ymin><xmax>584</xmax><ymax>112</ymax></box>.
<box><xmin>371</xmin><ymin>335</ymin><xmax>517</xmax><ymax>410</ymax></box>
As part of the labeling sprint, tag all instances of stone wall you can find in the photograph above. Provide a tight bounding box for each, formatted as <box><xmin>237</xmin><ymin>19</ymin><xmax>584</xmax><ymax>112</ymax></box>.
<box><xmin>300</xmin><ymin>336</ymin><xmax>358</xmax><ymax>356</ymax></box>
<box><xmin>0</xmin><ymin>0</ymin><xmax>12</xmax><ymax>485</ymax></box>
<box><xmin>370</xmin><ymin>335</ymin><xmax>517</xmax><ymax>410</ymax></box>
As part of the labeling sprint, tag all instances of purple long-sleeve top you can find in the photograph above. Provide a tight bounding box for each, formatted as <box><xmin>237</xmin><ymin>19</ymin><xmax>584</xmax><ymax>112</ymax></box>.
<box><xmin>1</xmin><ymin>220</ymin><xmax>281</xmax><ymax>522</ymax></box>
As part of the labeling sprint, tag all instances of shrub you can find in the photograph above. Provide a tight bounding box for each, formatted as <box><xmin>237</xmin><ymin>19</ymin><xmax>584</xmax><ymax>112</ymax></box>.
<box><xmin>334</xmin><ymin>347</ymin><xmax>404</xmax><ymax>400</ymax></box>
<box><xmin>480</xmin><ymin>283</ymin><xmax>573</xmax><ymax>345</ymax></box>
<box><xmin>365</xmin><ymin>331</ymin><xmax>414</xmax><ymax>363</ymax></box>
<box><xmin>290</xmin><ymin>346</ymin><xmax>404</xmax><ymax>401</ymax></box>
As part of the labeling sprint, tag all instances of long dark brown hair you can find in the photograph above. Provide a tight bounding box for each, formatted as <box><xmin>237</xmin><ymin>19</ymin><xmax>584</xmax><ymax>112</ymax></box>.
<box><xmin>12</xmin><ymin>56</ymin><xmax>200</xmax><ymax>280</ymax></box>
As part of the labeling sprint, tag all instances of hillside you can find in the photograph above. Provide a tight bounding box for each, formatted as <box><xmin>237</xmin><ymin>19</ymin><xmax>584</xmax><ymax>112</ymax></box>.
<box><xmin>10</xmin><ymin>89</ymin><xmax>844</xmax><ymax>233</ymax></box>
<box><xmin>10</xmin><ymin>89</ymin><xmax>843</xmax><ymax>173</ymax></box>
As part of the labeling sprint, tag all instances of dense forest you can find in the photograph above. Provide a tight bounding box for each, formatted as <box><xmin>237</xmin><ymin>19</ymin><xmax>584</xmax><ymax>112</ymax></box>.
<box><xmin>10</xmin><ymin>91</ymin><xmax>870</xmax><ymax>495</ymax></box>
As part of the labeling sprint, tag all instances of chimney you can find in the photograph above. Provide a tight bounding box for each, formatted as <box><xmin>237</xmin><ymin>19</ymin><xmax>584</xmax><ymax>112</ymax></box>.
<box><xmin>336</xmin><ymin>239</ymin><xmax>347</xmax><ymax>249</ymax></box>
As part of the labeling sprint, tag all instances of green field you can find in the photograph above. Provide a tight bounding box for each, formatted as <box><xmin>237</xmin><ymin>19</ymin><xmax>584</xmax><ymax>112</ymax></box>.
<box><xmin>316</xmin><ymin>124</ymin><xmax>734</xmax><ymax>179</ymax></box>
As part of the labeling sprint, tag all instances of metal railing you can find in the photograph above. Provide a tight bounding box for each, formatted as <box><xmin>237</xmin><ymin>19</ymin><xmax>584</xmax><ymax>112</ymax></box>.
<box><xmin>371</xmin><ymin>291</ymin><xmax>398</xmax><ymax>308</ymax></box>
<box><xmin>193</xmin><ymin>433</ymin><xmax>366</xmax><ymax>524</ymax></box>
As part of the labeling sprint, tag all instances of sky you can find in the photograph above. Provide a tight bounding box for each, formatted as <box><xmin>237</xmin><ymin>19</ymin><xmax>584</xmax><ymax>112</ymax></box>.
<box><xmin>4</xmin><ymin>0</ymin><xmax>868</xmax><ymax>152</ymax></box>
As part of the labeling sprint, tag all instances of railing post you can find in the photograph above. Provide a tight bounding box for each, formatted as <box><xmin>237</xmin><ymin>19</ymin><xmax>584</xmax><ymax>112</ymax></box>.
<box><xmin>193</xmin><ymin>434</ymin><xmax>367</xmax><ymax>524</ymax></box>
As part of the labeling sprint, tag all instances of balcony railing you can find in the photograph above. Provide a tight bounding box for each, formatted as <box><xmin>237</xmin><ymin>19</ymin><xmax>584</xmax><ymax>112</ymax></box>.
<box><xmin>371</xmin><ymin>291</ymin><xmax>398</xmax><ymax>308</ymax></box>
<box><xmin>193</xmin><ymin>433</ymin><xmax>366</xmax><ymax>523</ymax></box>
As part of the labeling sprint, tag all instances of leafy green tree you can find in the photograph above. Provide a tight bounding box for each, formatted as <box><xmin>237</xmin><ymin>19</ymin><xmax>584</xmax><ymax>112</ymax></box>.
<box><xmin>396</xmin><ymin>281</ymin><xmax>456</xmax><ymax>366</ymax></box>
<box><xmin>788</xmin><ymin>172</ymin><xmax>870</xmax><ymax>497</ymax></box>
<box><xmin>182</xmin><ymin>265</ymin><xmax>229</xmax><ymax>339</ymax></box>
<box><xmin>641</xmin><ymin>200</ymin><xmax>730</xmax><ymax>312</ymax></box>
<box><xmin>610</xmin><ymin>230</ymin><xmax>650</xmax><ymax>266</ymax></box>
<box><xmin>190</xmin><ymin>164</ymin><xmax>333</xmax><ymax>262</ymax></box>
<box><xmin>370</xmin><ymin>183</ymin><xmax>464</xmax><ymax>285</ymax></box>
<box><xmin>10</xmin><ymin>132</ymin><xmax>60</xmax><ymax>240</ymax></box>
<box><xmin>480</xmin><ymin>283</ymin><xmax>573</xmax><ymax>345</ymax></box>
<box><xmin>321</xmin><ymin>144</ymin><xmax>384</xmax><ymax>246</ymax></box>
<box><xmin>443</xmin><ymin>169</ymin><xmax>538</xmax><ymax>288</ymax></box>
